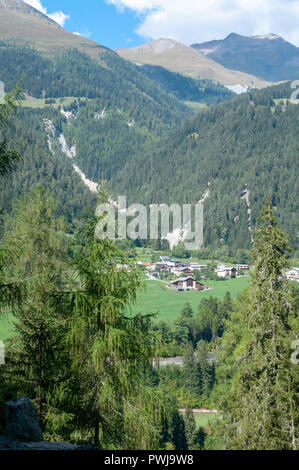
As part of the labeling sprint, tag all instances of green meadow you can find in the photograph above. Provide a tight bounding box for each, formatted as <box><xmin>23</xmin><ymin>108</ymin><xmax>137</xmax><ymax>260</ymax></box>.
<box><xmin>194</xmin><ymin>412</ymin><xmax>218</xmax><ymax>428</ymax></box>
<box><xmin>131</xmin><ymin>276</ymin><xmax>250</xmax><ymax>321</ymax></box>
<box><xmin>0</xmin><ymin>314</ymin><xmax>14</xmax><ymax>342</ymax></box>
<box><xmin>1</xmin><ymin>276</ymin><xmax>250</xmax><ymax>339</ymax></box>
<box><xmin>20</xmin><ymin>97</ymin><xmax>85</xmax><ymax>109</ymax></box>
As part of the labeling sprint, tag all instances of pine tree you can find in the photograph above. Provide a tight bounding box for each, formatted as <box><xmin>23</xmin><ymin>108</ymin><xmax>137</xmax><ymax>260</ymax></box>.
<box><xmin>225</xmin><ymin>201</ymin><xmax>298</xmax><ymax>450</ymax></box>
<box><xmin>65</xmin><ymin>187</ymin><xmax>166</xmax><ymax>449</ymax></box>
<box><xmin>167</xmin><ymin>409</ymin><xmax>188</xmax><ymax>450</ymax></box>
<box><xmin>0</xmin><ymin>86</ymin><xmax>22</xmax><ymax>179</ymax></box>
<box><xmin>183</xmin><ymin>342</ymin><xmax>200</xmax><ymax>395</ymax></box>
<box><xmin>2</xmin><ymin>186</ymin><xmax>73</xmax><ymax>426</ymax></box>
<box><xmin>0</xmin><ymin>86</ymin><xmax>23</xmax><ymax>309</ymax></box>
<box><xmin>172</xmin><ymin>303</ymin><xmax>193</xmax><ymax>345</ymax></box>
<box><xmin>183</xmin><ymin>406</ymin><xmax>197</xmax><ymax>449</ymax></box>
<box><xmin>197</xmin><ymin>340</ymin><xmax>214</xmax><ymax>396</ymax></box>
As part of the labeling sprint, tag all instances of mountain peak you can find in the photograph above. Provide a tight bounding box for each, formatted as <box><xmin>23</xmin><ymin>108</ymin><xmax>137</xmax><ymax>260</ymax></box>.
<box><xmin>127</xmin><ymin>38</ymin><xmax>181</xmax><ymax>54</ymax></box>
<box><xmin>225</xmin><ymin>32</ymin><xmax>243</xmax><ymax>40</ymax></box>
<box><xmin>0</xmin><ymin>0</ymin><xmax>61</xmax><ymax>28</ymax></box>
<box><xmin>117</xmin><ymin>38</ymin><xmax>270</xmax><ymax>88</ymax></box>
<box><xmin>191</xmin><ymin>32</ymin><xmax>299</xmax><ymax>82</ymax></box>
<box><xmin>0</xmin><ymin>0</ymin><xmax>62</xmax><ymax>30</ymax></box>
<box><xmin>0</xmin><ymin>0</ymin><xmax>110</xmax><ymax>60</ymax></box>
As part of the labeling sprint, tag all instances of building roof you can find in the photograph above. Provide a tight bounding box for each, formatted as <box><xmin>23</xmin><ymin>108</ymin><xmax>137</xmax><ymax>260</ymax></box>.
<box><xmin>217</xmin><ymin>266</ymin><xmax>235</xmax><ymax>272</ymax></box>
<box><xmin>170</xmin><ymin>276</ymin><xmax>196</xmax><ymax>283</ymax></box>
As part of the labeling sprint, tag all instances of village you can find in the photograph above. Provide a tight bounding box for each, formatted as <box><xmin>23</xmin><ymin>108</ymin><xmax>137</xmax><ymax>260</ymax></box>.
<box><xmin>136</xmin><ymin>255</ymin><xmax>299</xmax><ymax>292</ymax></box>
<box><xmin>137</xmin><ymin>256</ymin><xmax>250</xmax><ymax>292</ymax></box>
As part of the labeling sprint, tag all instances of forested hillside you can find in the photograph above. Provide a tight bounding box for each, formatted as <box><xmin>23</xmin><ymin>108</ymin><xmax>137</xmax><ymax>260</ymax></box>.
<box><xmin>0</xmin><ymin>43</ymin><xmax>192</xmax><ymax>128</ymax></box>
<box><xmin>1</xmin><ymin>59</ymin><xmax>298</xmax><ymax>252</ymax></box>
<box><xmin>0</xmin><ymin>106</ymin><xmax>96</xmax><ymax>224</ymax></box>
<box><xmin>0</xmin><ymin>37</ymin><xmax>298</xmax><ymax>253</ymax></box>
<box><xmin>0</xmin><ymin>41</ymin><xmax>235</xmax><ymax>229</ymax></box>
<box><xmin>139</xmin><ymin>64</ymin><xmax>233</xmax><ymax>106</ymax></box>
<box><xmin>108</xmin><ymin>83</ymin><xmax>299</xmax><ymax>252</ymax></box>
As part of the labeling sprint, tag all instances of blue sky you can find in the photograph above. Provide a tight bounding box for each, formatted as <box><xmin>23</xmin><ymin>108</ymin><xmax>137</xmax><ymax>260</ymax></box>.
<box><xmin>24</xmin><ymin>1</ymin><xmax>147</xmax><ymax>49</ymax></box>
<box><xmin>24</xmin><ymin>1</ymin><xmax>299</xmax><ymax>48</ymax></box>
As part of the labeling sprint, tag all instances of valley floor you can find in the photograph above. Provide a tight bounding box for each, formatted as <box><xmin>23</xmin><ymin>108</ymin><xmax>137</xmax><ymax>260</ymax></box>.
<box><xmin>131</xmin><ymin>276</ymin><xmax>250</xmax><ymax>321</ymax></box>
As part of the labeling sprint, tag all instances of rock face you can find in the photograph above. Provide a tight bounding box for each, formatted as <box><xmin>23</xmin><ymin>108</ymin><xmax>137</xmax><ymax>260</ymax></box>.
<box><xmin>6</xmin><ymin>397</ymin><xmax>43</xmax><ymax>442</ymax></box>
<box><xmin>0</xmin><ymin>397</ymin><xmax>98</xmax><ymax>450</ymax></box>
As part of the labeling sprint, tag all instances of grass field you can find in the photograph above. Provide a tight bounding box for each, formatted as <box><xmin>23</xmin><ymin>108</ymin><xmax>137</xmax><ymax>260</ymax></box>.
<box><xmin>20</xmin><ymin>97</ymin><xmax>85</xmax><ymax>109</ymax></box>
<box><xmin>184</xmin><ymin>101</ymin><xmax>208</xmax><ymax>112</ymax></box>
<box><xmin>194</xmin><ymin>412</ymin><xmax>218</xmax><ymax>428</ymax></box>
<box><xmin>1</xmin><ymin>276</ymin><xmax>250</xmax><ymax>338</ymax></box>
<box><xmin>131</xmin><ymin>276</ymin><xmax>250</xmax><ymax>321</ymax></box>
<box><xmin>0</xmin><ymin>314</ymin><xmax>14</xmax><ymax>342</ymax></box>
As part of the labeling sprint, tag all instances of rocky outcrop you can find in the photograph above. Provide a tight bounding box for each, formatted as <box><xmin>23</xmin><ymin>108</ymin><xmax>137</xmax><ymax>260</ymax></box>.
<box><xmin>0</xmin><ymin>397</ymin><xmax>98</xmax><ymax>450</ymax></box>
<box><xmin>6</xmin><ymin>397</ymin><xmax>43</xmax><ymax>442</ymax></box>
<box><xmin>0</xmin><ymin>435</ymin><xmax>83</xmax><ymax>450</ymax></box>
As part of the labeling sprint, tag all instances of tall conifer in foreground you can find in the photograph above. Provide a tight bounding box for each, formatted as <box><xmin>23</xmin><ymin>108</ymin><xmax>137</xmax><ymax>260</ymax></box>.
<box><xmin>226</xmin><ymin>201</ymin><xmax>298</xmax><ymax>449</ymax></box>
<box><xmin>1</xmin><ymin>186</ymin><xmax>72</xmax><ymax>426</ymax></box>
<box><xmin>67</xmin><ymin>188</ymin><xmax>166</xmax><ymax>449</ymax></box>
<box><xmin>0</xmin><ymin>86</ymin><xmax>23</xmax><ymax>309</ymax></box>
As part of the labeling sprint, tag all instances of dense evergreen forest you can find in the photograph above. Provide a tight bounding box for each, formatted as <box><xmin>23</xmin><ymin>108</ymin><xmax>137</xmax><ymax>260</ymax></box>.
<box><xmin>139</xmin><ymin>64</ymin><xmax>233</xmax><ymax>106</ymax></box>
<box><xmin>1</xmin><ymin>42</ymin><xmax>297</xmax><ymax>252</ymax></box>
<box><xmin>0</xmin><ymin>42</ymin><xmax>235</xmax><ymax>233</ymax></box>
<box><xmin>0</xmin><ymin>106</ymin><xmax>96</xmax><ymax>224</ymax></box>
<box><xmin>111</xmin><ymin>83</ymin><xmax>299</xmax><ymax>252</ymax></box>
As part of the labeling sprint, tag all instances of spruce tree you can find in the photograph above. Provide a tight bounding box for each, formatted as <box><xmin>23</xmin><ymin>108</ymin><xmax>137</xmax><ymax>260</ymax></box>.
<box><xmin>183</xmin><ymin>342</ymin><xmax>200</xmax><ymax>395</ymax></box>
<box><xmin>183</xmin><ymin>406</ymin><xmax>197</xmax><ymax>449</ymax></box>
<box><xmin>0</xmin><ymin>86</ymin><xmax>23</xmax><ymax>309</ymax></box>
<box><xmin>1</xmin><ymin>186</ymin><xmax>73</xmax><ymax>426</ymax></box>
<box><xmin>226</xmin><ymin>201</ymin><xmax>298</xmax><ymax>450</ymax></box>
<box><xmin>197</xmin><ymin>340</ymin><xmax>214</xmax><ymax>396</ymax></box>
<box><xmin>65</xmin><ymin>188</ymin><xmax>166</xmax><ymax>449</ymax></box>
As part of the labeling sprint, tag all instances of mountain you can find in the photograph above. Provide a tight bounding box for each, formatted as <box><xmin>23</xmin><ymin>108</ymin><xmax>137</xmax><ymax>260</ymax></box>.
<box><xmin>1</xmin><ymin>1</ymin><xmax>297</xmax><ymax>253</ymax></box>
<box><xmin>0</xmin><ymin>0</ymin><xmax>110</xmax><ymax>61</ymax></box>
<box><xmin>116</xmin><ymin>38</ymin><xmax>271</xmax><ymax>88</ymax></box>
<box><xmin>0</xmin><ymin>0</ymin><xmax>230</xmax><ymax>227</ymax></box>
<box><xmin>0</xmin><ymin>0</ymin><xmax>190</xmax><ymax>224</ymax></box>
<box><xmin>106</xmin><ymin>82</ymin><xmax>298</xmax><ymax>252</ymax></box>
<box><xmin>138</xmin><ymin>64</ymin><xmax>233</xmax><ymax>107</ymax></box>
<box><xmin>191</xmin><ymin>33</ymin><xmax>299</xmax><ymax>82</ymax></box>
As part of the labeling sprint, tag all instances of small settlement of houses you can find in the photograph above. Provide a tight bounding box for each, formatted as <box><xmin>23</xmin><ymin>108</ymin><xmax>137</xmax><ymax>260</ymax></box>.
<box><xmin>138</xmin><ymin>257</ymin><xmax>250</xmax><ymax>292</ymax></box>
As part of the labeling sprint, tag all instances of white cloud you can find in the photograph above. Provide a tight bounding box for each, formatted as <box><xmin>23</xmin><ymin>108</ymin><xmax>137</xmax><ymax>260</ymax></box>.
<box><xmin>23</xmin><ymin>1</ymin><xmax>69</xmax><ymax>27</ymax></box>
<box><xmin>107</xmin><ymin>0</ymin><xmax>299</xmax><ymax>46</ymax></box>
<box><xmin>72</xmin><ymin>29</ymin><xmax>92</xmax><ymax>39</ymax></box>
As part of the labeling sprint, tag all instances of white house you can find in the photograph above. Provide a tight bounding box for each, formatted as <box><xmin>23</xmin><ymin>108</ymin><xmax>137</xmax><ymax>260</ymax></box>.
<box><xmin>285</xmin><ymin>268</ymin><xmax>299</xmax><ymax>283</ymax></box>
<box><xmin>169</xmin><ymin>276</ymin><xmax>205</xmax><ymax>291</ymax></box>
<box><xmin>216</xmin><ymin>266</ymin><xmax>237</xmax><ymax>279</ymax></box>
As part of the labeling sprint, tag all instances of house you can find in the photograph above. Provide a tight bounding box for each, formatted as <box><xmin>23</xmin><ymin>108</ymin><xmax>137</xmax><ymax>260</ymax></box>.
<box><xmin>215</xmin><ymin>264</ymin><xmax>226</xmax><ymax>272</ymax></box>
<box><xmin>155</xmin><ymin>262</ymin><xmax>171</xmax><ymax>274</ymax></box>
<box><xmin>236</xmin><ymin>264</ymin><xmax>249</xmax><ymax>271</ymax></box>
<box><xmin>177</xmin><ymin>266</ymin><xmax>193</xmax><ymax>276</ymax></box>
<box><xmin>171</xmin><ymin>266</ymin><xmax>194</xmax><ymax>277</ymax></box>
<box><xmin>169</xmin><ymin>276</ymin><xmax>205</xmax><ymax>291</ymax></box>
<box><xmin>285</xmin><ymin>268</ymin><xmax>299</xmax><ymax>283</ymax></box>
<box><xmin>160</xmin><ymin>256</ymin><xmax>180</xmax><ymax>265</ymax></box>
<box><xmin>141</xmin><ymin>262</ymin><xmax>152</xmax><ymax>269</ymax></box>
<box><xmin>216</xmin><ymin>266</ymin><xmax>237</xmax><ymax>279</ymax></box>
<box><xmin>190</xmin><ymin>263</ymin><xmax>207</xmax><ymax>271</ymax></box>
